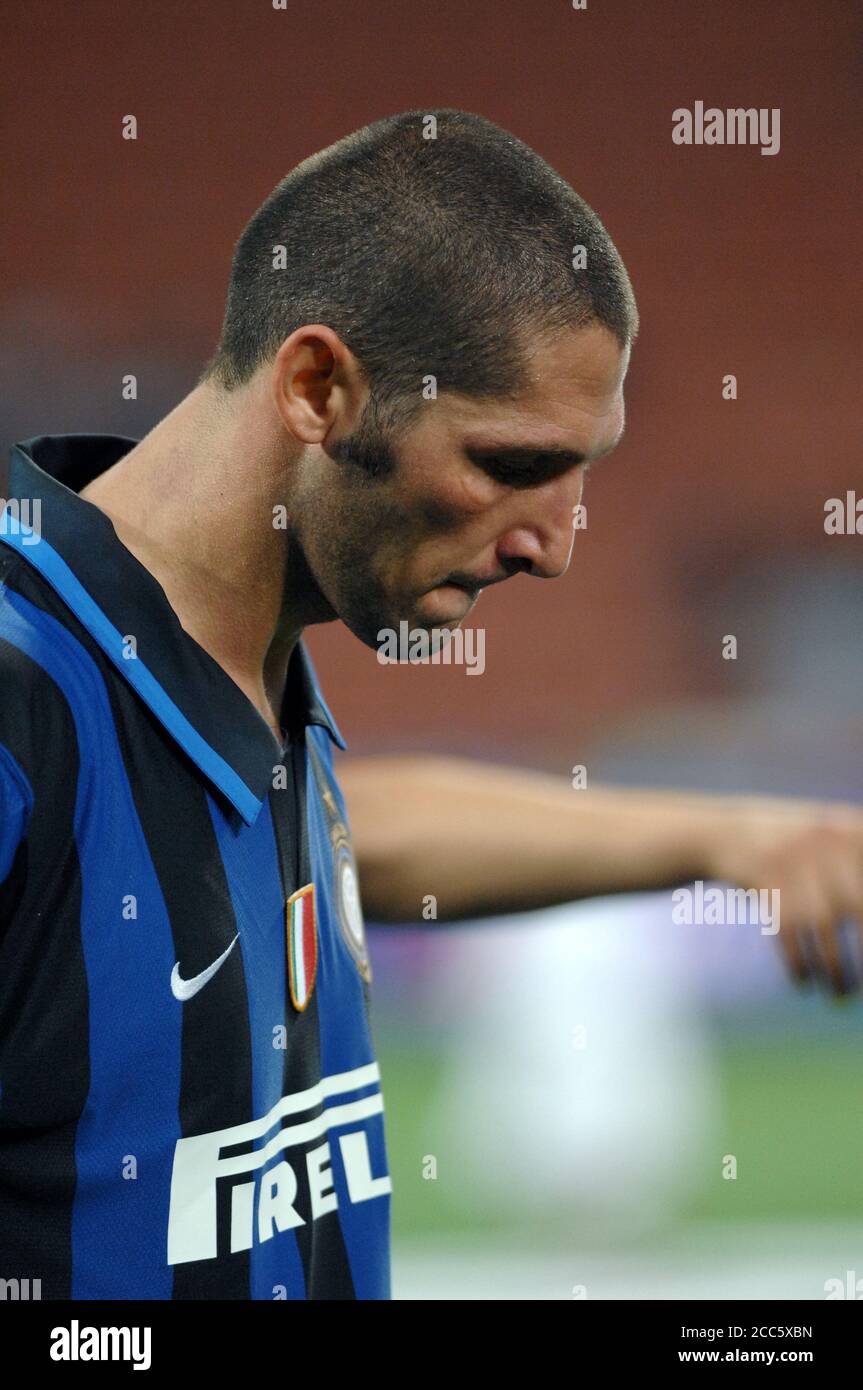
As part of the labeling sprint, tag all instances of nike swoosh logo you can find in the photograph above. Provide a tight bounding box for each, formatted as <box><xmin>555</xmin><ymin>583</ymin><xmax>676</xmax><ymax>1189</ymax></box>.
<box><xmin>171</xmin><ymin>934</ymin><xmax>240</xmax><ymax>1001</ymax></box>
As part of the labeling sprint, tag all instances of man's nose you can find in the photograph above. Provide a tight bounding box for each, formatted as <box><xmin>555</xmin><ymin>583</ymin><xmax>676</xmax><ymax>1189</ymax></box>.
<box><xmin>494</xmin><ymin>473</ymin><xmax>584</xmax><ymax>580</ymax></box>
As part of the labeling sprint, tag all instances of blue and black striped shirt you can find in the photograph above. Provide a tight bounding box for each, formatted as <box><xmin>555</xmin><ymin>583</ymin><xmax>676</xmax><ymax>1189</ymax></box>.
<box><xmin>0</xmin><ymin>433</ymin><xmax>391</xmax><ymax>1299</ymax></box>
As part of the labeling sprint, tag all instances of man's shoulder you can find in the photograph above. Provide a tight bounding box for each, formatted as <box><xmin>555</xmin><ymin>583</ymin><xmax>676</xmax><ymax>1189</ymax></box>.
<box><xmin>0</xmin><ymin>548</ymin><xmax>86</xmax><ymax>736</ymax></box>
<box><xmin>0</xmin><ymin>550</ymin><xmax>59</xmax><ymax>673</ymax></box>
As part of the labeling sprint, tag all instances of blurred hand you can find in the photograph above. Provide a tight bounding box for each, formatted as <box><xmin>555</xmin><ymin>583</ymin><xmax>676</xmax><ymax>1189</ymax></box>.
<box><xmin>705</xmin><ymin>796</ymin><xmax>863</xmax><ymax>997</ymax></box>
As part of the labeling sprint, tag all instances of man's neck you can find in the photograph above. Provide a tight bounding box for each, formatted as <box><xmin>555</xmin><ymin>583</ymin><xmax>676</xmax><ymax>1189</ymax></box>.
<box><xmin>80</xmin><ymin>381</ymin><xmax>307</xmax><ymax>741</ymax></box>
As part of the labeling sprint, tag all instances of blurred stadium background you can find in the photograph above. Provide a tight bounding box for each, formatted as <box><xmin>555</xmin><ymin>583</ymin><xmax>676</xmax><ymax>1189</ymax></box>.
<box><xmin>3</xmin><ymin>0</ymin><xmax>861</xmax><ymax>1299</ymax></box>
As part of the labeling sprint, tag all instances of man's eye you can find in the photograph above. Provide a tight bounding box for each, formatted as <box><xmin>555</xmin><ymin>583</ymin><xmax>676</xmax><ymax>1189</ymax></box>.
<box><xmin>473</xmin><ymin>454</ymin><xmax>586</xmax><ymax>489</ymax></box>
<box><xmin>483</xmin><ymin>458</ymin><xmax>539</xmax><ymax>486</ymax></box>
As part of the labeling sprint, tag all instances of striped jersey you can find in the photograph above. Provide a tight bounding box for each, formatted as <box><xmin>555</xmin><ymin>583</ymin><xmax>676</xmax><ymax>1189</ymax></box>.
<box><xmin>0</xmin><ymin>433</ymin><xmax>391</xmax><ymax>1299</ymax></box>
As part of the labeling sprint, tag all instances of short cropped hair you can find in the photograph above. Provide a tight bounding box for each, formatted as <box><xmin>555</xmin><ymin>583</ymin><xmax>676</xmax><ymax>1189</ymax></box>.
<box><xmin>201</xmin><ymin>108</ymin><xmax>638</xmax><ymax>428</ymax></box>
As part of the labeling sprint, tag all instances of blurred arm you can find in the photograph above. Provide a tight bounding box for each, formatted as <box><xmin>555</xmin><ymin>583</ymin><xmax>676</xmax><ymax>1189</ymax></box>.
<box><xmin>339</xmin><ymin>754</ymin><xmax>863</xmax><ymax>994</ymax></box>
<box><xmin>341</xmin><ymin>755</ymin><xmax>728</xmax><ymax>919</ymax></box>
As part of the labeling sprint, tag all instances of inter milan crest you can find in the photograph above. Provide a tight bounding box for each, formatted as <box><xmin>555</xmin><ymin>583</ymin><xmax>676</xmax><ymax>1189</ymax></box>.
<box><xmin>307</xmin><ymin>742</ymin><xmax>372</xmax><ymax>984</ymax></box>
<box><xmin>331</xmin><ymin>825</ymin><xmax>372</xmax><ymax>984</ymax></box>
<box><xmin>286</xmin><ymin>883</ymin><xmax>317</xmax><ymax>1012</ymax></box>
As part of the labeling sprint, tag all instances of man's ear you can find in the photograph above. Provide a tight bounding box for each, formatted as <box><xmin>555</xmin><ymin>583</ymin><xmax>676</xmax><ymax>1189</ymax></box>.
<box><xmin>271</xmin><ymin>325</ymin><xmax>364</xmax><ymax>444</ymax></box>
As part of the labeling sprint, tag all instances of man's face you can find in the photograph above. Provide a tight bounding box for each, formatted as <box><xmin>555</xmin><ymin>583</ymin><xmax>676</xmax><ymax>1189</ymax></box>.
<box><xmin>293</xmin><ymin>321</ymin><xmax>630</xmax><ymax>649</ymax></box>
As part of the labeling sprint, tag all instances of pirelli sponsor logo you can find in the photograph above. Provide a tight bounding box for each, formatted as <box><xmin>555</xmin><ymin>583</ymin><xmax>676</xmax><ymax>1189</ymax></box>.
<box><xmin>167</xmin><ymin>1063</ymin><xmax>390</xmax><ymax>1265</ymax></box>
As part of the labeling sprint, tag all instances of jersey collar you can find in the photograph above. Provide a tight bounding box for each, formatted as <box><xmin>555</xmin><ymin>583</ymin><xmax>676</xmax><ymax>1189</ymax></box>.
<box><xmin>1</xmin><ymin>434</ymin><xmax>347</xmax><ymax>826</ymax></box>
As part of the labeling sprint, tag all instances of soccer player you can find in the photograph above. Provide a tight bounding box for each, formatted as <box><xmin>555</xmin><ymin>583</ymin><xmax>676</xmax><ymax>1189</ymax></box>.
<box><xmin>1</xmin><ymin>110</ymin><xmax>860</xmax><ymax>1300</ymax></box>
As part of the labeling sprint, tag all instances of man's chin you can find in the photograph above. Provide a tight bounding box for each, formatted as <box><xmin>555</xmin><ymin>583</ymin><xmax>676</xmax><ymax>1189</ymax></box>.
<box><xmin>338</xmin><ymin>576</ymin><xmax>480</xmax><ymax>653</ymax></box>
<box><xmin>344</xmin><ymin>606</ymin><xmax>465</xmax><ymax>658</ymax></box>
<box><xmin>413</xmin><ymin>583</ymin><xmax>477</xmax><ymax>627</ymax></box>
